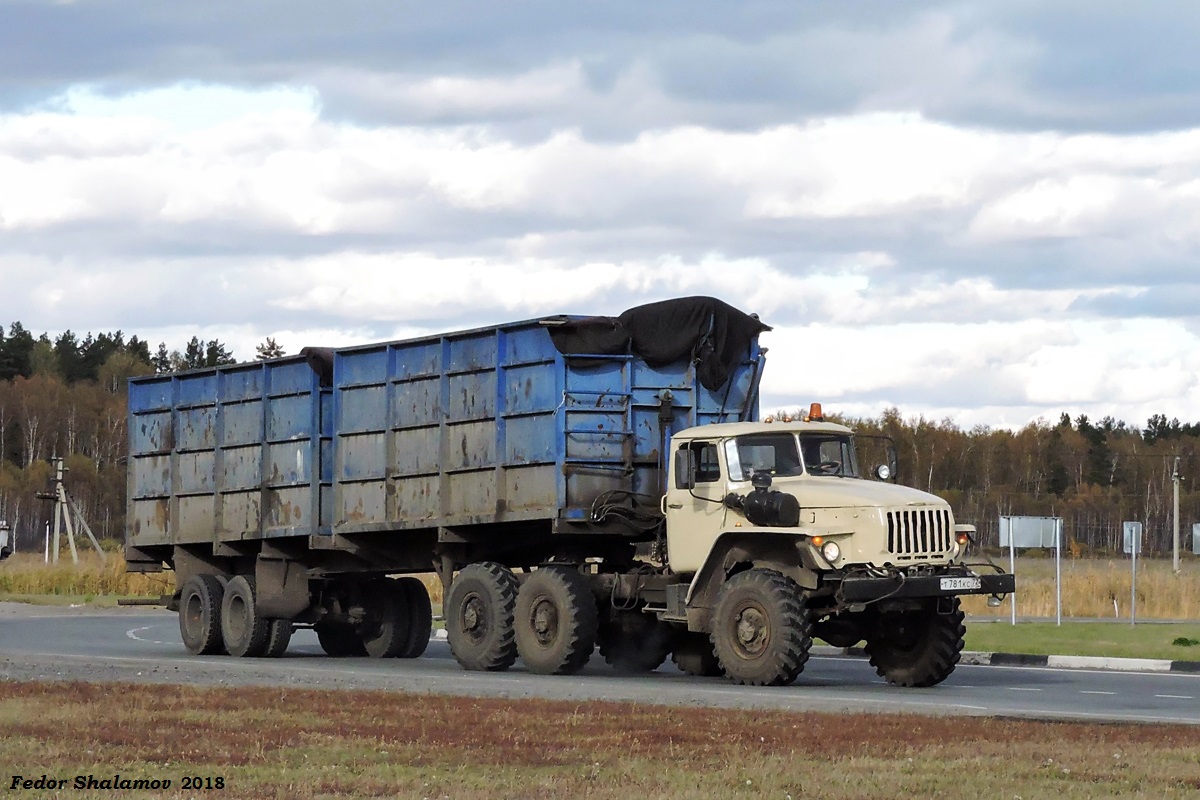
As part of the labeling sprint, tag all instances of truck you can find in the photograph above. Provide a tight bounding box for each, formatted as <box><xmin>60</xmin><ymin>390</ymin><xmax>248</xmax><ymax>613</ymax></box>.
<box><xmin>126</xmin><ymin>296</ymin><xmax>1013</xmax><ymax>687</ymax></box>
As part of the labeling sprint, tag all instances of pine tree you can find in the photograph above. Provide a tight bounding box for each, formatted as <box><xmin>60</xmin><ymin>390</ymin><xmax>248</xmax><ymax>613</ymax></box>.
<box><xmin>204</xmin><ymin>339</ymin><xmax>235</xmax><ymax>366</ymax></box>
<box><xmin>255</xmin><ymin>337</ymin><xmax>285</xmax><ymax>360</ymax></box>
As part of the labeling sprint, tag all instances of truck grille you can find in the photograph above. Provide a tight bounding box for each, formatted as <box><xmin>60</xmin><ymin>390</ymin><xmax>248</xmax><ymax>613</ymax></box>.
<box><xmin>886</xmin><ymin>508</ymin><xmax>952</xmax><ymax>560</ymax></box>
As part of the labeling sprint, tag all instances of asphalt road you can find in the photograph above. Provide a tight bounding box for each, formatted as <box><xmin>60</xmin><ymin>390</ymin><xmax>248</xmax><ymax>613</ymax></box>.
<box><xmin>2</xmin><ymin>604</ymin><xmax>1198</xmax><ymax>725</ymax></box>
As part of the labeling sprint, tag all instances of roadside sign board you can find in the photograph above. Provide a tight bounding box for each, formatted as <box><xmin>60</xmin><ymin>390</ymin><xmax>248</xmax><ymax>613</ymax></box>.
<box><xmin>999</xmin><ymin>516</ymin><xmax>1059</xmax><ymax>548</ymax></box>
<box><xmin>1000</xmin><ymin>516</ymin><xmax>1063</xmax><ymax>626</ymax></box>
<box><xmin>1123</xmin><ymin>521</ymin><xmax>1142</xmax><ymax>555</ymax></box>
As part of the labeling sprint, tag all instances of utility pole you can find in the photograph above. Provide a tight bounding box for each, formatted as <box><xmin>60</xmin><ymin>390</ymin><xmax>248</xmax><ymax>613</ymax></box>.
<box><xmin>1173</xmin><ymin>456</ymin><xmax>1182</xmax><ymax>575</ymax></box>
<box><xmin>37</xmin><ymin>457</ymin><xmax>106</xmax><ymax>565</ymax></box>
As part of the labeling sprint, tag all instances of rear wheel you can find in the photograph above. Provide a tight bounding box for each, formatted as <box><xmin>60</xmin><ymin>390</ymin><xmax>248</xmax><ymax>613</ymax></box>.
<box><xmin>865</xmin><ymin>598</ymin><xmax>965</xmax><ymax>687</ymax></box>
<box><xmin>315</xmin><ymin>621</ymin><xmax>367</xmax><ymax>657</ymax></box>
<box><xmin>396</xmin><ymin>577</ymin><xmax>433</xmax><ymax>659</ymax></box>
<box><xmin>221</xmin><ymin>575</ymin><xmax>271</xmax><ymax>658</ymax></box>
<box><xmin>597</xmin><ymin>609</ymin><xmax>674</xmax><ymax>673</ymax></box>
<box><xmin>362</xmin><ymin>579</ymin><xmax>409</xmax><ymax>658</ymax></box>
<box><xmin>711</xmin><ymin>569</ymin><xmax>812</xmax><ymax>686</ymax></box>
<box><xmin>672</xmin><ymin>631</ymin><xmax>724</xmax><ymax>677</ymax></box>
<box><xmin>514</xmin><ymin>565</ymin><xmax>598</xmax><ymax>675</ymax></box>
<box><xmin>178</xmin><ymin>574</ymin><xmax>226</xmax><ymax>656</ymax></box>
<box><xmin>446</xmin><ymin>562</ymin><xmax>519</xmax><ymax>671</ymax></box>
<box><xmin>263</xmin><ymin>619</ymin><xmax>293</xmax><ymax>658</ymax></box>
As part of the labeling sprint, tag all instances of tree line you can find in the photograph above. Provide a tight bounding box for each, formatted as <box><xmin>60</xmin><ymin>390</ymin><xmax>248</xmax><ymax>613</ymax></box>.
<box><xmin>0</xmin><ymin>320</ymin><xmax>1194</xmax><ymax>559</ymax></box>
<box><xmin>846</xmin><ymin>409</ymin><xmax>1199</xmax><ymax>557</ymax></box>
<box><xmin>0</xmin><ymin>323</ymin><xmax>279</xmax><ymax>552</ymax></box>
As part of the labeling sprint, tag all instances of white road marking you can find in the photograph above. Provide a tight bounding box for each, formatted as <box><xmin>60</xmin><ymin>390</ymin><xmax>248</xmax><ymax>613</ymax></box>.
<box><xmin>1007</xmin><ymin>687</ymin><xmax>1043</xmax><ymax>692</ymax></box>
<box><xmin>126</xmin><ymin>625</ymin><xmax>171</xmax><ymax>645</ymax></box>
<box><xmin>1081</xmin><ymin>691</ymin><xmax>1115</xmax><ymax>695</ymax></box>
<box><xmin>1155</xmin><ymin>695</ymin><xmax>1194</xmax><ymax>700</ymax></box>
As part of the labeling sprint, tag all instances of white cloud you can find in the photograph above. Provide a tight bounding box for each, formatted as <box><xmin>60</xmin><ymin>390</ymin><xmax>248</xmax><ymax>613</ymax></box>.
<box><xmin>2</xmin><ymin>70</ymin><xmax>1200</xmax><ymax>429</ymax></box>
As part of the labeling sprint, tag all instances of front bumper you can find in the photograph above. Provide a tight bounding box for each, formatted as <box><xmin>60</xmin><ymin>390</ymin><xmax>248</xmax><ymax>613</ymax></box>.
<box><xmin>837</xmin><ymin>570</ymin><xmax>1015</xmax><ymax>604</ymax></box>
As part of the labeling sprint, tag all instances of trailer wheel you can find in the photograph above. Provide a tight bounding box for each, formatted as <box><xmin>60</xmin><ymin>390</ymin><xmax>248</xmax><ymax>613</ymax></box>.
<box><xmin>178</xmin><ymin>574</ymin><xmax>226</xmax><ymax>656</ymax></box>
<box><xmin>711</xmin><ymin>569</ymin><xmax>812</xmax><ymax>686</ymax></box>
<box><xmin>446</xmin><ymin>562</ymin><xmax>519</xmax><ymax>671</ymax></box>
<box><xmin>263</xmin><ymin>619</ymin><xmax>292</xmax><ymax>658</ymax></box>
<box><xmin>865</xmin><ymin>598</ymin><xmax>965</xmax><ymax>687</ymax></box>
<box><xmin>361</xmin><ymin>579</ymin><xmax>410</xmax><ymax>658</ymax></box>
<box><xmin>221</xmin><ymin>575</ymin><xmax>271</xmax><ymax>658</ymax></box>
<box><xmin>397</xmin><ymin>577</ymin><xmax>433</xmax><ymax>659</ymax></box>
<box><xmin>671</xmin><ymin>631</ymin><xmax>724</xmax><ymax>677</ymax></box>
<box><xmin>598</xmin><ymin>609</ymin><xmax>674</xmax><ymax>673</ymax></box>
<box><xmin>514</xmin><ymin>565</ymin><xmax>598</xmax><ymax>675</ymax></box>
<box><xmin>315</xmin><ymin>621</ymin><xmax>367</xmax><ymax>657</ymax></box>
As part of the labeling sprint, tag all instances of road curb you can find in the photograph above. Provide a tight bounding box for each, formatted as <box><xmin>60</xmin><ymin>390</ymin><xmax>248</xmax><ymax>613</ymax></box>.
<box><xmin>983</xmin><ymin>652</ymin><xmax>1200</xmax><ymax>674</ymax></box>
<box><xmin>815</xmin><ymin>645</ymin><xmax>1200</xmax><ymax>674</ymax></box>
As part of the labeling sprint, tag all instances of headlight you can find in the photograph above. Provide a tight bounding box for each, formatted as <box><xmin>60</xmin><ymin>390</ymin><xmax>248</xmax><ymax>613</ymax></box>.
<box><xmin>821</xmin><ymin>541</ymin><xmax>841</xmax><ymax>563</ymax></box>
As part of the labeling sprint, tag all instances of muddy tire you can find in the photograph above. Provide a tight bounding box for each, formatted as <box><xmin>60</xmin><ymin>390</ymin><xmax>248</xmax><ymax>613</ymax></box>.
<box><xmin>178</xmin><ymin>574</ymin><xmax>226</xmax><ymax>656</ymax></box>
<box><xmin>711</xmin><ymin>569</ymin><xmax>812</xmax><ymax>686</ymax></box>
<box><xmin>514</xmin><ymin>565</ymin><xmax>598</xmax><ymax>675</ymax></box>
<box><xmin>672</xmin><ymin>631</ymin><xmax>724</xmax><ymax>677</ymax></box>
<box><xmin>865</xmin><ymin>598</ymin><xmax>965</xmax><ymax>687</ymax></box>
<box><xmin>263</xmin><ymin>619</ymin><xmax>292</xmax><ymax>658</ymax></box>
<box><xmin>221</xmin><ymin>575</ymin><xmax>271</xmax><ymax>658</ymax></box>
<box><xmin>362</xmin><ymin>579</ymin><xmax>409</xmax><ymax>658</ymax></box>
<box><xmin>446</xmin><ymin>562</ymin><xmax>520</xmax><ymax>671</ymax></box>
<box><xmin>397</xmin><ymin>577</ymin><xmax>433</xmax><ymax>659</ymax></box>
<box><xmin>597</xmin><ymin>609</ymin><xmax>675</xmax><ymax>673</ymax></box>
<box><xmin>315</xmin><ymin>621</ymin><xmax>367</xmax><ymax>657</ymax></box>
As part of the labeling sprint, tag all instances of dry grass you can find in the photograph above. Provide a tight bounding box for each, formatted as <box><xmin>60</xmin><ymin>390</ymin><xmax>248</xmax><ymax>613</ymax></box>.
<box><xmin>0</xmin><ymin>551</ymin><xmax>439</xmax><ymax>605</ymax></box>
<box><xmin>2</xmin><ymin>681</ymin><xmax>1199</xmax><ymax>799</ymax></box>
<box><xmin>0</xmin><ymin>552</ymin><xmax>172</xmax><ymax>598</ymax></box>
<box><xmin>962</xmin><ymin>556</ymin><xmax>1200</xmax><ymax>619</ymax></box>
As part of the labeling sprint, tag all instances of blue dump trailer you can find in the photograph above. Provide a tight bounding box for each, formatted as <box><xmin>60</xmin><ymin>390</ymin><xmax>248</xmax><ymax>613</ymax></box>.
<box><xmin>128</xmin><ymin>297</ymin><xmax>1012</xmax><ymax>687</ymax></box>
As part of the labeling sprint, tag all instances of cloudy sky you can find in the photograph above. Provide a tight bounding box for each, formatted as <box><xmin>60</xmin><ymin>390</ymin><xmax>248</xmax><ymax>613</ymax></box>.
<box><xmin>1</xmin><ymin>1</ymin><xmax>1197</xmax><ymax>430</ymax></box>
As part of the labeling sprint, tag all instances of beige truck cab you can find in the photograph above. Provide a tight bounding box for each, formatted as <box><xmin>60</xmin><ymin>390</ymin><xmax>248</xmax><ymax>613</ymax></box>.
<box><xmin>664</xmin><ymin>406</ymin><xmax>1013</xmax><ymax>688</ymax></box>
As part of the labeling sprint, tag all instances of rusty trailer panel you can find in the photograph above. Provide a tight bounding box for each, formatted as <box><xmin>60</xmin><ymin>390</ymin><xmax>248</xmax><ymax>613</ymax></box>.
<box><xmin>127</xmin><ymin>317</ymin><xmax>763</xmax><ymax>549</ymax></box>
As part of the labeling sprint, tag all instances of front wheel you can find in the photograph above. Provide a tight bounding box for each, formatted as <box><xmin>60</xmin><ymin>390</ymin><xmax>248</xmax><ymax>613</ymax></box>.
<box><xmin>711</xmin><ymin>569</ymin><xmax>812</xmax><ymax>686</ymax></box>
<box><xmin>865</xmin><ymin>598</ymin><xmax>965</xmax><ymax>687</ymax></box>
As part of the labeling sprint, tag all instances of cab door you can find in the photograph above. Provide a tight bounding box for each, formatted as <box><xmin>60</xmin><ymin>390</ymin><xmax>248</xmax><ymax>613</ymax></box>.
<box><xmin>664</xmin><ymin>440</ymin><xmax>729</xmax><ymax>573</ymax></box>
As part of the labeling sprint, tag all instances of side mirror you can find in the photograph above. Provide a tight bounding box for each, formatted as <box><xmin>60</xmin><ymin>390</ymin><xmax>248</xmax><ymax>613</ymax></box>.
<box><xmin>673</xmin><ymin>449</ymin><xmax>696</xmax><ymax>491</ymax></box>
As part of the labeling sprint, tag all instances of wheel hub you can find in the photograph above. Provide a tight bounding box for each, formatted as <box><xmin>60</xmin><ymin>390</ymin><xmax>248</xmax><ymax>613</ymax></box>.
<box><xmin>734</xmin><ymin>606</ymin><xmax>768</xmax><ymax>656</ymax></box>
<box><xmin>530</xmin><ymin>597</ymin><xmax>559</xmax><ymax>646</ymax></box>
<box><xmin>462</xmin><ymin>595</ymin><xmax>487</xmax><ymax>641</ymax></box>
<box><xmin>228</xmin><ymin>595</ymin><xmax>248</xmax><ymax>638</ymax></box>
<box><xmin>184</xmin><ymin>595</ymin><xmax>202</xmax><ymax>631</ymax></box>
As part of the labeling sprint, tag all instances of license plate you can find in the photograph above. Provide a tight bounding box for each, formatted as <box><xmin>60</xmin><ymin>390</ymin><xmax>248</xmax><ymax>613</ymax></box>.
<box><xmin>940</xmin><ymin>577</ymin><xmax>981</xmax><ymax>592</ymax></box>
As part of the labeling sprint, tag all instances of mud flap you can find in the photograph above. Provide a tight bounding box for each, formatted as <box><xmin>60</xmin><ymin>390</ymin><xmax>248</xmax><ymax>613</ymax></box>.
<box><xmin>255</xmin><ymin>557</ymin><xmax>311</xmax><ymax>619</ymax></box>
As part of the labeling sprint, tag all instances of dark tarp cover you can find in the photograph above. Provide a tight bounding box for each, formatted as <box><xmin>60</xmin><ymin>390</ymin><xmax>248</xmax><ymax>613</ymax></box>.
<box><xmin>544</xmin><ymin>296</ymin><xmax>770</xmax><ymax>391</ymax></box>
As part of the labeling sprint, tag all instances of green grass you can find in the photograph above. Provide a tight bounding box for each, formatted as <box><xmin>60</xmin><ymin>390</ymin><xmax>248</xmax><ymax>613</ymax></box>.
<box><xmin>963</xmin><ymin>621</ymin><xmax>1200</xmax><ymax>660</ymax></box>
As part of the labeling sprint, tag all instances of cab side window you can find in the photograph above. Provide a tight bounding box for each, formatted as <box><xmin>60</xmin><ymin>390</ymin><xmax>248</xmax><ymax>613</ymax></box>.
<box><xmin>690</xmin><ymin>441</ymin><xmax>721</xmax><ymax>483</ymax></box>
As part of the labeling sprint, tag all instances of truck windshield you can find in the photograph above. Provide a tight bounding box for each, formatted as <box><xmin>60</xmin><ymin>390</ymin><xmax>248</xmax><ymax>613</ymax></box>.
<box><xmin>798</xmin><ymin>434</ymin><xmax>859</xmax><ymax>477</ymax></box>
<box><xmin>727</xmin><ymin>433</ymin><xmax>804</xmax><ymax>481</ymax></box>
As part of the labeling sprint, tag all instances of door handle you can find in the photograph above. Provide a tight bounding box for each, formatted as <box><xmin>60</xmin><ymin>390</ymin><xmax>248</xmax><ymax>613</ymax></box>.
<box><xmin>667</xmin><ymin>503</ymin><xmax>683</xmax><ymax>509</ymax></box>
